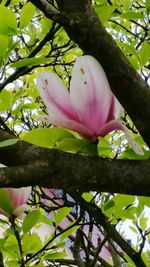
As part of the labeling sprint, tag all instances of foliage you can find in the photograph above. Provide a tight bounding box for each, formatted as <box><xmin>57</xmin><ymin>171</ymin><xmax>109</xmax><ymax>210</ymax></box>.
<box><xmin>0</xmin><ymin>0</ymin><xmax>149</xmax><ymax>267</ymax></box>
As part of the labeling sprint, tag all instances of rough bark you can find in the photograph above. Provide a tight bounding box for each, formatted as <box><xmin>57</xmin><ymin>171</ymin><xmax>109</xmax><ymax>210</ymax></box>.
<box><xmin>0</xmin><ymin>130</ymin><xmax>150</xmax><ymax>196</ymax></box>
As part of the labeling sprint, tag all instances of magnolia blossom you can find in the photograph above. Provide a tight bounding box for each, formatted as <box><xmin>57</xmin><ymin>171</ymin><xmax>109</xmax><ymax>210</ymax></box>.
<box><xmin>37</xmin><ymin>55</ymin><xmax>143</xmax><ymax>155</ymax></box>
<box><xmin>0</xmin><ymin>187</ymin><xmax>31</xmax><ymax>218</ymax></box>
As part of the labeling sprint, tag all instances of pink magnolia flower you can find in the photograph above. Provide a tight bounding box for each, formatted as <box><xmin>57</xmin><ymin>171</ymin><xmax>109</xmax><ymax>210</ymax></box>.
<box><xmin>37</xmin><ymin>55</ymin><xmax>143</xmax><ymax>155</ymax></box>
<box><xmin>0</xmin><ymin>187</ymin><xmax>31</xmax><ymax>218</ymax></box>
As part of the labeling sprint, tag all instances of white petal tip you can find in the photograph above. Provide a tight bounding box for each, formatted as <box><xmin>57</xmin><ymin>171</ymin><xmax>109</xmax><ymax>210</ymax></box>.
<box><xmin>130</xmin><ymin>142</ymin><xmax>144</xmax><ymax>156</ymax></box>
<box><xmin>124</xmin><ymin>129</ymin><xmax>144</xmax><ymax>155</ymax></box>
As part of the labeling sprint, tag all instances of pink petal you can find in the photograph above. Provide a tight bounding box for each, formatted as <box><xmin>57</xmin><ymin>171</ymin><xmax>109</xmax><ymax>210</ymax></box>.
<box><xmin>106</xmin><ymin>95</ymin><xmax>123</xmax><ymax>122</ymax></box>
<box><xmin>37</xmin><ymin>72</ymin><xmax>78</xmax><ymax>121</ymax></box>
<box><xmin>99</xmin><ymin>120</ymin><xmax>143</xmax><ymax>155</ymax></box>
<box><xmin>70</xmin><ymin>56</ymin><xmax>113</xmax><ymax>133</ymax></box>
<box><xmin>105</xmin><ymin>95</ymin><xmax>116</xmax><ymax>122</ymax></box>
<box><xmin>114</xmin><ymin>97</ymin><xmax>124</xmax><ymax>120</ymax></box>
<box><xmin>5</xmin><ymin>187</ymin><xmax>31</xmax><ymax>211</ymax></box>
<box><xmin>40</xmin><ymin>113</ymin><xmax>94</xmax><ymax>139</ymax></box>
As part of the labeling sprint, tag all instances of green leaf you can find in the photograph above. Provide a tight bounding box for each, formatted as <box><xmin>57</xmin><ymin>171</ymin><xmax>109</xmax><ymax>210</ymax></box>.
<box><xmin>60</xmin><ymin>225</ymin><xmax>80</xmax><ymax>242</ymax></box>
<box><xmin>82</xmin><ymin>192</ymin><xmax>94</xmax><ymax>202</ymax></box>
<box><xmin>103</xmin><ymin>194</ymin><xmax>135</xmax><ymax>219</ymax></box>
<box><xmin>123</xmin><ymin>0</ymin><xmax>131</xmax><ymax>11</ymax></box>
<box><xmin>0</xmin><ymin>139</ymin><xmax>18</xmax><ymax>148</ymax></box>
<box><xmin>137</xmin><ymin>196</ymin><xmax>150</xmax><ymax>209</ymax></box>
<box><xmin>5</xmin><ymin>260</ymin><xmax>19</xmax><ymax>267</ymax></box>
<box><xmin>146</xmin><ymin>0</ymin><xmax>150</xmax><ymax>7</ymax></box>
<box><xmin>119</xmin><ymin>42</ymin><xmax>137</xmax><ymax>57</ymax></box>
<box><xmin>39</xmin><ymin>213</ymin><xmax>53</xmax><ymax>227</ymax></box>
<box><xmin>139</xmin><ymin>213</ymin><xmax>148</xmax><ymax>231</ymax></box>
<box><xmin>142</xmin><ymin>251</ymin><xmax>150</xmax><ymax>265</ymax></box>
<box><xmin>98</xmin><ymin>137</ymin><xmax>112</xmax><ymax>157</ymax></box>
<box><xmin>57</xmin><ymin>137</ymin><xmax>97</xmax><ymax>155</ymax></box>
<box><xmin>10</xmin><ymin>57</ymin><xmax>52</xmax><ymax>68</ymax></box>
<box><xmin>22</xmin><ymin>103</ymin><xmax>39</xmax><ymax>110</ymax></box>
<box><xmin>121</xmin><ymin>11</ymin><xmax>143</xmax><ymax>20</ymax></box>
<box><xmin>0</xmin><ymin>5</ymin><xmax>17</xmax><ymax>35</ymax></box>
<box><xmin>117</xmin><ymin>206</ymin><xmax>137</xmax><ymax>220</ymax></box>
<box><xmin>34</xmin><ymin>264</ymin><xmax>45</xmax><ymax>267</ymax></box>
<box><xmin>22</xmin><ymin>233</ymin><xmax>42</xmax><ymax>253</ymax></box>
<box><xmin>20</xmin><ymin>2</ymin><xmax>36</xmax><ymax>29</ymax></box>
<box><xmin>139</xmin><ymin>42</ymin><xmax>150</xmax><ymax>66</ymax></box>
<box><xmin>0</xmin><ymin>189</ymin><xmax>13</xmax><ymax>216</ymax></box>
<box><xmin>95</xmin><ymin>5</ymin><xmax>116</xmax><ymax>23</ymax></box>
<box><xmin>125</xmin><ymin>264</ymin><xmax>136</xmax><ymax>267</ymax></box>
<box><xmin>44</xmin><ymin>251</ymin><xmax>67</xmax><ymax>260</ymax></box>
<box><xmin>0</xmin><ymin>89</ymin><xmax>12</xmax><ymax>112</ymax></box>
<box><xmin>40</xmin><ymin>17</ymin><xmax>53</xmax><ymax>34</ymax></box>
<box><xmin>23</xmin><ymin>209</ymin><xmax>41</xmax><ymax>233</ymax></box>
<box><xmin>111</xmin><ymin>194</ymin><xmax>135</xmax><ymax>208</ymax></box>
<box><xmin>55</xmin><ymin>207</ymin><xmax>72</xmax><ymax>226</ymax></box>
<box><xmin>128</xmin><ymin>55</ymin><xmax>140</xmax><ymax>70</ymax></box>
<box><xmin>120</xmin><ymin>148</ymin><xmax>150</xmax><ymax>160</ymax></box>
<box><xmin>3</xmin><ymin>234</ymin><xmax>19</xmax><ymax>254</ymax></box>
<box><xmin>20</xmin><ymin>128</ymin><xmax>74</xmax><ymax>148</ymax></box>
<box><xmin>0</xmin><ymin>35</ymin><xmax>9</xmax><ymax>66</ymax></box>
<box><xmin>104</xmin><ymin>200</ymin><xmax>115</xmax><ymax>211</ymax></box>
<box><xmin>129</xmin><ymin>225</ymin><xmax>138</xmax><ymax>234</ymax></box>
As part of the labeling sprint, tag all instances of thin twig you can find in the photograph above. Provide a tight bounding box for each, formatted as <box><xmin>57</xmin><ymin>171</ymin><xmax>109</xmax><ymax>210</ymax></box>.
<box><xmin>10</xmin><ymin>216</ymin><xmax>25</xmax><ymax>267</ymax></box>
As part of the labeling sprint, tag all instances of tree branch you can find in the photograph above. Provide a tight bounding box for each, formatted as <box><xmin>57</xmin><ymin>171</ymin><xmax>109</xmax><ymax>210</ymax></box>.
<box><xmin>0</xmin><ymin>137</ymin><xmax>150</xmax><ymax>196</ymax></box>
<box><xmin>29</xmin><ymin>0</ymin><xmax>60</xmax><ymax>22</ymax></box>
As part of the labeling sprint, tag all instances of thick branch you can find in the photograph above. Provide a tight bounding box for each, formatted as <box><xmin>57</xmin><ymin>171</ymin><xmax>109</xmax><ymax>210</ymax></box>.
<box><xmin>1</xmin><ymin>131</ymin><xmax>150</xmax><ymax>196</ymax></box>
<box><xmin>32</xmin><ymin>0</ymin><xmax>150</xmax><ymax>147</ymax></box>
<box><xmin>29</xmin><ymin>0</ymin><xmax>60</xmax><ymax>22</ymax></box>
<box><xmin>0</xmin><ymin>141</ymin><xmax>150</xmax><ymax>196</ymax></box>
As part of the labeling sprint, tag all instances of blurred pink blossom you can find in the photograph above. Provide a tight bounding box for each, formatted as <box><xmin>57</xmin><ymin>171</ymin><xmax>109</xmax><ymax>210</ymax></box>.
<box><xmin>37</xmin><ymin>55</ymin><xmax>143</xmax><ymax>154</ymax></box>
<box><xmin>41</xmin><ymin>189</ymin><xmax>118</xmax><ymax>263</ymax></box>
<box><xmin>0</xmin><ymin>187</ymin><xmax>31</xmax><ymax>218</ymax></box>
